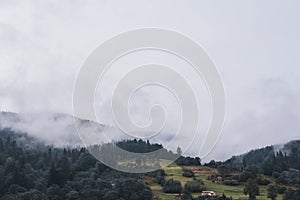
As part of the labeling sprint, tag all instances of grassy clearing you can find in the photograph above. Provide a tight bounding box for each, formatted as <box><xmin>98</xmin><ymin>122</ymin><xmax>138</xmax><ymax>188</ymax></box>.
<box><xmin>145</xmin><ymin>164</ymin><xmax>284</xmax><ymax>200</ymax></box>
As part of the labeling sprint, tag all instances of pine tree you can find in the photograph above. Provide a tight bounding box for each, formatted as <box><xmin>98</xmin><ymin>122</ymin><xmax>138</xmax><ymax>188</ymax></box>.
<box><xmin>267</xmin><ymin>185</ymin><xmax>278</xmax><ymax>200</ymax></box>
<box><xmin>244</xmin><ymin>178</ymin><xmax>260</xmax><ymax>200</ymax></box>
<box><xmin>48</xmin><ymin>163</ymin><xmax>58</xmax><ymax>186</ymax></box>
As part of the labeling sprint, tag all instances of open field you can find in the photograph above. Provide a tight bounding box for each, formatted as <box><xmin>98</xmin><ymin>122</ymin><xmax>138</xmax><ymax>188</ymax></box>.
<box><xmin>146</xmin><ymin>164</ymin><xmax>284</xmax><ymax>200</ymax></box>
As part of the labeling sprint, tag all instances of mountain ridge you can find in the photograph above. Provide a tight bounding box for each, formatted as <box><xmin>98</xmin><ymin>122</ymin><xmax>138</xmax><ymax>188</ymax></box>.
<box><xmin>0</xmin><ymin>111</ymin><xmax>299</xmax><ymax>162</ymax></box>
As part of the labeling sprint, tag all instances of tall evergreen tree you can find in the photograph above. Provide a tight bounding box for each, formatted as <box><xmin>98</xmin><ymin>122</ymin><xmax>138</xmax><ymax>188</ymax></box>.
<box><xmin>267</xmin><ymin>185</ymin><xmax>278</xmax><ymax>200</ymax></box>
<box><xmin>244</xmin><ymin>178</ymin><xmax>260</xmax><ymax>200</ymax></box>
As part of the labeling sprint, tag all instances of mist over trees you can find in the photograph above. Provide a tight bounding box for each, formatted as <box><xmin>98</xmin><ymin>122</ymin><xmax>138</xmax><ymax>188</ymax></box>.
<box><xmin>0</xmin><ymin>128</ymin><xmax>206</xmax><ymax>200</ymax></box>
<box><xmin>204</xmin><ymin>140</ymin><xmax>300</xmax><ymax>200</ymax></box>
<box><xmin>1</xmin><ymin>123</ymin><xmax>300</xmax><ymax>200</ymax></box>
<box><xmin>0</xmin><ymin>129</ymin><xmax>153</xmax><ymax>200</ymax></box>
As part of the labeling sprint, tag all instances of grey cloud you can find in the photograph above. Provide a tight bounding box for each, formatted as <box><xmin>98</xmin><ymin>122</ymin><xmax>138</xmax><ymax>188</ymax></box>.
<box><xmin>0</xmin><ymin>0</ymin><xmax>300</xmax><ymax>161</ymax></box>
<box><xmin>203</xmin><ymin>78</ymin><xmax>300</xmax><ymax>162</ymax></box>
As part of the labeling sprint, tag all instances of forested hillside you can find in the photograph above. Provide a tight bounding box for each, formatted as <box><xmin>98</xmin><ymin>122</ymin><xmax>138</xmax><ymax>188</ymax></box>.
<box><xmin>207</xmin><ymin>141</ymin><xmax>300</xmax><ymax>184</ymax></box>
<box><xmin>204</xmin><ymin>141</ymin><xmax>300</xmax><ymax>199</ymax></box>
<box><xmin>0</xmin><ymin>128</ymin><xmax>153</xmax><ymax>200</ymax></box>
<box><xmin>1</xmin><ymin>125</ymin><xmax>300</xmax><ymax>200</ymax></box>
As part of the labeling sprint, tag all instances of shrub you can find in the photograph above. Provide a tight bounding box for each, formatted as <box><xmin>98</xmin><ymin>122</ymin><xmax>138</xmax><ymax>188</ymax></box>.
<box><xmin>184</xmin><ymin>179</ymin><xmax>206</xmax><ymax>192</ymax></box>
<box><xmin>276</xmin><ymin>170</ymin><xmax>300</xmax><ymax>185</ymax></box>
<box><xmin>182</xmin><ymin>169</ymin><xmax>194</xmax><ymax>178</ymax></box>
<box><xmin>256</xmin><ymin>177</ymin><xmax>270</xmax><ymax>185</ymax></box>
<box><xmin>276</xmin><ymin>185</ymin><xmax>287</xmax><ymax>194</ymax></box>
<box><xmin>223</xmin><ymin>180</ymin><xmax>239</xmax><ymax>186</ymax></box>
<box><xmin>163</xmin><ymin>179</ymin><xmax>182</xmax><ymax>194</ymax></box>
<box><xmin>272</xmin><ymin>172</ymin><xmax>280</xmax><ymax>179</ymax></box>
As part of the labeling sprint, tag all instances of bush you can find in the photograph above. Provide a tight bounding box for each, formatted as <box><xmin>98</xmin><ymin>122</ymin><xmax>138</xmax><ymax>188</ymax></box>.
<box><xmin>239</xmin><ymin>166</ymin><xmax>259</xmax><ymax>182</ymax></box>
<box><xmin>155</xmin><ymin>175</ymin><xmax>165</xmax><ymax>186</ymax></box>
<box><xmin>272</xmin><ymin>172</ymin><xmax>280</xmax><ymax>179</ymax></box>
<box><xmin>162</xmin><ymin>179</ymin><xmax>182</xmax><ymax>194</ymax></box>
<box><xmin>175</xmin><ymin>156</ymin><xmax>201</xmax><ymax>166</ymax></box>
<box><xmin>223</xmin><ymin>180</ymin><xmax>239</xmax><ymax>186</ymax></box>
<box><xmin>148</xmin><ymin>169</ymin><xmax>166</xmax><ymax>186</ymax></box>
<box><xmin>256</xmin><ymin>177</ymin><xmax>270</xmax><ymax>185</ymax></box>
<box><xmin>182</xmin><ymin>169</ymin><xmax>194</xmax><ymax>178</ymax></box>
<box><xmin>207</xmin><ymin>174</ymin><xmax>217</xmax><ymax>181</ymax></box>
<box><xmin>276</xmin><ymin>170</ymin><xmax>300</xmax><ymax>185</ymax></box>
<box><xmin>184</xmin><ymin>179</ymin><xmax>206</xmax><ymax>192</ymax></box>
<box><xmin>276</xmin><ymin>185</ymin><xmax>287</xmax><ymax>194</ymax></box>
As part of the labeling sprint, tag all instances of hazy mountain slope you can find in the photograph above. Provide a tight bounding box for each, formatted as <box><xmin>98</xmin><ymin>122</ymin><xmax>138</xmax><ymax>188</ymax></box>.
<box><xmin>0</xmin><ymin>112</ymin><xmax>117</xmax><ymax>147</ymax></box>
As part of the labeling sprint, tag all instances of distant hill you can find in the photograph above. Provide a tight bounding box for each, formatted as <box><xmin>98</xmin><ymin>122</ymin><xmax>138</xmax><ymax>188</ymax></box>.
<box><xmin>1</xmin><ymin>114</ymin><xmax>300</xmax><ymax>199</ymax></box>
<box><xmin>0</xmin><ymin>111</ymin><xmax>117</xmax><ymax>147</ymax></box>
<box><xmin>204</xmin><ymin>139</ymin><xmax>300</xmax><ymax>190</ymax></box>
<box><xmin>224</xmin><ymin>140</ymin><xmax>300</xmax><ymax>168</ymax></box>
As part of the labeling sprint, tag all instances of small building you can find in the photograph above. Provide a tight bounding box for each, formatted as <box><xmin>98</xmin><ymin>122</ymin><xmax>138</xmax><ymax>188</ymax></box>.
<box><xmin>214</xmin><ymin>176</ymin><xmax>223</xmax><ymax>183</ymax></box>
<box><xmin>201</xmin><ymin>191</ymin><xmax>216</xmax><ymax>197</ymax></box>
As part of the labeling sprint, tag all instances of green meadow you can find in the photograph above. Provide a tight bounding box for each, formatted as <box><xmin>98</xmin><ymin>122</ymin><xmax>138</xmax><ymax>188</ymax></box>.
<box><xmin>146</xmin><ymin>164</ymin><xmax>284</xmax><ymax>200</ymax></box>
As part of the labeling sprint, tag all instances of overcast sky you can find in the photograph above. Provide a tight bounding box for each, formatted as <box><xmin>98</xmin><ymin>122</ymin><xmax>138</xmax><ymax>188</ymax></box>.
<box><xmin>0</xmin><ymin>0</ymin><xmax>300</xmax><ymax>161</ymax></box>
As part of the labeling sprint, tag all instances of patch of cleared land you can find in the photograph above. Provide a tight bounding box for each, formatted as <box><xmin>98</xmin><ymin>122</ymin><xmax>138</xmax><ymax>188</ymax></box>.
<box><xmin>145</xmin><ymin>164</ymin><xmax>284</xmax><ymax>200</ymax></box>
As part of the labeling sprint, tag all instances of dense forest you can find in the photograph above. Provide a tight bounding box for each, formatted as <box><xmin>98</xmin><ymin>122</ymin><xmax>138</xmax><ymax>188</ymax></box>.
<box><xmin>0</xmin><ymin>128</ymin><xmax>202</xmax><ymax>200</ymax></box>
<box><xmin>0</xmin><ymin>129</ymin><xmax>153</xmax><ymax>200</ymax></box>
<box><xmin>1</xmin><ymin>126</ymin><xmax>300</xmax><ymax>200</ymax></box>
<box><xmin>205</xmin><ymin>141</ymin><xmax>300</xmax><ymax>200</ymax></box>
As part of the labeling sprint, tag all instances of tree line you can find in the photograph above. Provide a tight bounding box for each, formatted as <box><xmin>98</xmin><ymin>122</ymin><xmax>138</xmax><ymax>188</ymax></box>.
<box><xmin>0</xmin><ymin>129</ymin><xmax>152</xmax><ymax>200</ymax></box>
